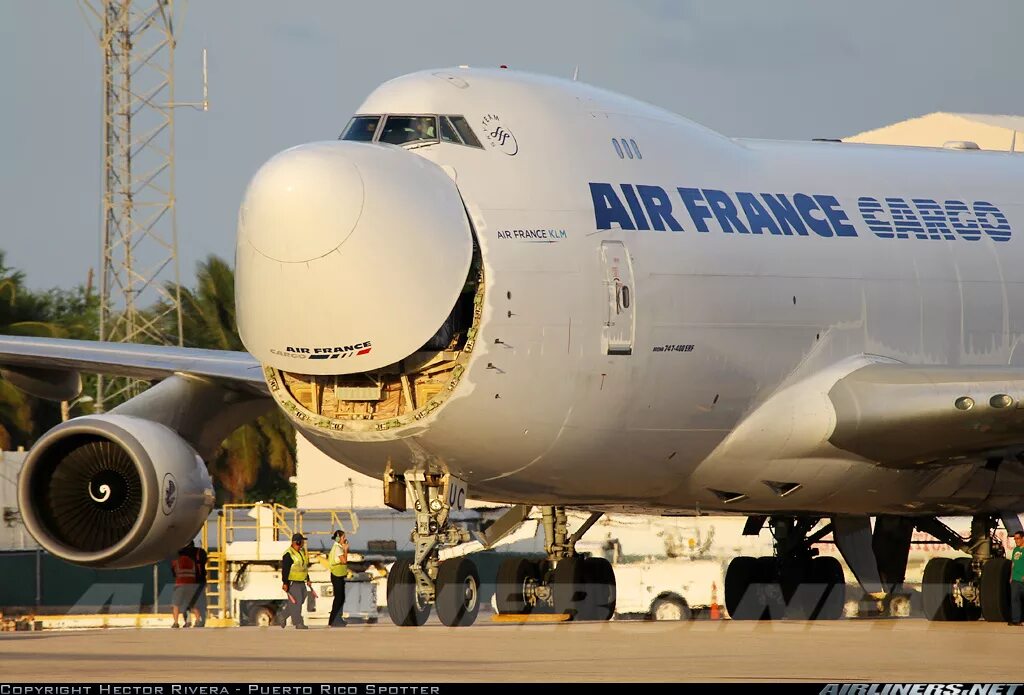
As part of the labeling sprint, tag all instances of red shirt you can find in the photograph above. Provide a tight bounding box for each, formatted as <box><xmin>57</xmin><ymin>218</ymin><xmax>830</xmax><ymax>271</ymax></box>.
<box><xmin>172</xmin><ymin>553</ymin><xmax>198</xmax><ymax>585</ymax></box>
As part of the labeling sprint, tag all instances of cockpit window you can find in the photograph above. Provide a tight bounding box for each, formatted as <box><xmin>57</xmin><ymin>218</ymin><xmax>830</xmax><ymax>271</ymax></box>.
<box><xmin>378</xmin><ymin>116</ymin><xmax>438</xmax><ymax>146</ymax></box>
<box><xmin>340</xmin><ymin>115</ymin><xmax>381</xmax><ymax>142</ymax></box>
<box><xmin>440</xmin><ymin>117</ymin><xmax>461</xmax><ymax>144</ymax></box>
<box><xmin>449</xmin><ymin>116</ymin><xmax>483</xmax><ymax>148</ymax></box>
<box><xmin>339</xmin><ymin>114</ymin><xmax>483</xmax><ymax>150</ymax></box>
<box><xmin>438</xmin><ymin>116</ymin><xmax>483</xmax><ymax>149</ymax></box>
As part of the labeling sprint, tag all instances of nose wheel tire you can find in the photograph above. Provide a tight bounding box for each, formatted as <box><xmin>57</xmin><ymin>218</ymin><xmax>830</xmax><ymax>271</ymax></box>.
<box><xmin>435</xmin><ymin>557</ymin><xmax>481</xmax><ymax>627</ymax></box>
<box><xmin>386</xmin><ymin>559</ymin><xmax>432</xmax><ymax>627</ymax></box>
<box><xmin>980</xmin><ymin>557</ymin><xmax>1011</xmax><ymax>623</ymax></box>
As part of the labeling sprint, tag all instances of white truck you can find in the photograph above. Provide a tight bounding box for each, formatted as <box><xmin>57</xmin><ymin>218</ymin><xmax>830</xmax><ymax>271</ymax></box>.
<box><xmin>610</xmin><ymin>556</ymin><xmax>726</xmax><ymax>620</ymax></box>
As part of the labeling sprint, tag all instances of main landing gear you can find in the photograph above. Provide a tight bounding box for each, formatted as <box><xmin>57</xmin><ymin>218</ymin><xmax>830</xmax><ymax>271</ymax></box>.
<box><xmin>724</xmin><ymin>516</ymin><xmax>846</xmax><ymax>620</ymax></box>
<box><xmin>919</xmin><ymin>515</ymin><xmax>1010</xmax><ymax>623</ymax></box>
<box><xmin>494</xmin><ymin>506</ymin><xmax>616</xmax><ymax>621</ymax></box>
<box><xmin>723</xmin><ymin>513</ymin><xmax>1015</xmax><ymax>622</ymax></box>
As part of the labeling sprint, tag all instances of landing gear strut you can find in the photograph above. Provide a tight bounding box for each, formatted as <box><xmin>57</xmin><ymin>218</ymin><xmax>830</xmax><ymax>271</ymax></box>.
<box><xmin>724</xmin><ymin>516</ymin><xmax>845</xmax><ymax>620</ymax></box>
<box><xmin>920</xmin><ymin>515</ymin><xmax>1009</xmax><ymax>622</ymax></box>
<box><xmin>494</xmin><ymin>506</ymin><xmax>616</xmax><ymax>621</ymax></box>
<box><xmin>384</xmin><ymin>467</ymin><xmax>480</xmax><ymax>627</ymax></box>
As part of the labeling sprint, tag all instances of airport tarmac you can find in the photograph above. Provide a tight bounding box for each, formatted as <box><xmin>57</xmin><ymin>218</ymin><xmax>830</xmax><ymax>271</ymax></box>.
<box><xmin>0</xmin><ymin>618</ymin><xmax>1020</xmax><ymax>682</ymax></box>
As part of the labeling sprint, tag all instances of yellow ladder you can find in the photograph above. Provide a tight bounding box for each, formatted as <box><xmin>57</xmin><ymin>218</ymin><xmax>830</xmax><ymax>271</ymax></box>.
<box><xmin>204</xmin><ymin>549</ymin><xmax>231</xmax><ymax>626</ymax></box>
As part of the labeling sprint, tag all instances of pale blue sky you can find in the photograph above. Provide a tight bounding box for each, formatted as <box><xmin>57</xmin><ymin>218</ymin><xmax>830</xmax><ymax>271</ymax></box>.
<box><xmin>2</xmin><ymin>1</ymin><xmax>1022</xmax><ymax>290</ymax></box>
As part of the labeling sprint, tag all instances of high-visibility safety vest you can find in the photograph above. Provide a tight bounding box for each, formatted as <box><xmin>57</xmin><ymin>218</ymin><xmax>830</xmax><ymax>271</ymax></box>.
<box><xmin>174</xmin><ymin>553</ymin><xmax>197</xmax><ymax>585</ymax></box>
<box><xmin>329</xmin><ymin>541</ymin><xmax>348</xmax><ymax>578</ymax></box>
<box><xmin>287</xmin><ymin>546</ymin><xmax>309</xmax><ymax>582</ymax></box>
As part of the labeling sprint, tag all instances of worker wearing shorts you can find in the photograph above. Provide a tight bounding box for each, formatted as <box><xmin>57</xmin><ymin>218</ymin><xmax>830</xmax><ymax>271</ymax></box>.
<box><xmin>171</xmin><ymin>542</ymin><xmax>201</xmax><ymax>628</ymax></box>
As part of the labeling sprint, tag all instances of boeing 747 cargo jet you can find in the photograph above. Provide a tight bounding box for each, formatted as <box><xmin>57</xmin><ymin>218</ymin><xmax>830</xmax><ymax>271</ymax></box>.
<box><xmin>4</xmin><ymin>67</ymin><xmax>1024</xmax><ymax>626</ymax></box>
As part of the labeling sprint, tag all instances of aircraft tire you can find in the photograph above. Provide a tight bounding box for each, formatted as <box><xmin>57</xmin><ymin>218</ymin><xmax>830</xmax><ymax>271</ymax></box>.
<box><xmin>552</xmin><ymin>556</ymin><xmax>586</xmax><ymax>619</ymax></box>
<box><xmin>495</xmin><ymin>557</ymin><xmax>540</xmax><ymax>614</ymax></box>
<box><xmin>386</xmin><ymin>559</ymin><xmax>431</xmax><ymax>627</ymax></box>
<box><xmin>980</xmin><ymin>557</ymin><xmax>1011</xmax><ymax>623</ymax></box>
<box><xmin>435</xmin><ymin>557</ymin><xmax>480</xmax><ymax>627</ymax></box>
<box><xmin>954</xmin><ymin>557</ymin><xmax>981</xmax><ymax>621</ymax></box>
<box><xmin>812</xmin><ymin>556</ymin><xmax>845</xmax><ymax>620</ymax></box>
<box><xmin>782</xmin><ymin>560</ymin><xmax>819</xmax><ymax>620</ymax></box>
<box><xmin>754</xmin><ymin>556</ymin><xmax>787</xmax><ymax>620</ymax></box>
<box><xmin>724</xmin><ymin>555</ymin><xmax>759</xmax><ymax>619</ymax></box>
<box><xmin>579</xmin><ymin>556</ymin><xmax>616</xmax><ymax>621</ymax></box>
<box><xmin>922</xmin><ymin>557</ymin><xmax>965</xmax><ymax>622</ymax></box>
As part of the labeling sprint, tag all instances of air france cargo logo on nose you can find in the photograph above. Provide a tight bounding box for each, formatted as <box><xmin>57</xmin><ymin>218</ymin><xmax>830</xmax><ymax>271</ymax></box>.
<box><xmin>589</xmin><ymin>183</ymin><xmax>1012</xmax><ymax>242</ymax></box>
<box><xmin>270</xmin><ymin>342</ymin><xmax>373</xmax><ymax>360</ymax></box>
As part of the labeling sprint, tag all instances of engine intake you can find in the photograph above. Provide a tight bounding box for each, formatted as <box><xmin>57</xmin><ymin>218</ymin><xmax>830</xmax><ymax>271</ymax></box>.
<box><xmin>18</xmin><ymin>414</ymin><xmax>215</xmax><ymax>568</ymax></box>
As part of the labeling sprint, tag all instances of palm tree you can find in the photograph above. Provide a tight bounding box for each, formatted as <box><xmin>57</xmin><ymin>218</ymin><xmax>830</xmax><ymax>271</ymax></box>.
<box><xmin>164</xmin><ymin>255</ymin><xmax>296</xmax><ymax>504</ymax></box>
<box><xmin>0</xmin><ymin>251</ymin><xmax>66</xmax><ymax>448</ymax></box>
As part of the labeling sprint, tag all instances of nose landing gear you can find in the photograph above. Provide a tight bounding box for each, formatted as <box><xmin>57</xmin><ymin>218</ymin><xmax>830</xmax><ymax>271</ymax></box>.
<box><xmin>382</xmin><ymin>465</ymin><xmax>615</xmax><ymax>627</ymax></box>
<box><xmin>384</xmin><ymin>468</ymin><xmax>477</xmax><ymax>627</ymax></box>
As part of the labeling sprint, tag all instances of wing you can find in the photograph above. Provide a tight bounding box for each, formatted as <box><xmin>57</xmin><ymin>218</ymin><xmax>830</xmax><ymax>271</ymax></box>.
<box><xmin>0</xmin><ymin>334</ymin><xmax>267</xmax><ymax>398</ymax></box>
<box><xmin>707</xmin><ymin>355</ymin><xmax>1024</xmax><ymax>474</ymax></box>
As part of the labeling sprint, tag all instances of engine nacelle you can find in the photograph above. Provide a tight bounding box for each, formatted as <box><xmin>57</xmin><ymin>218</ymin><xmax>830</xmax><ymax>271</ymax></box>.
<box><xmin>18</xmin><ymin>414</ymin><xmax>215</xmax><ymax>568</ymax></box>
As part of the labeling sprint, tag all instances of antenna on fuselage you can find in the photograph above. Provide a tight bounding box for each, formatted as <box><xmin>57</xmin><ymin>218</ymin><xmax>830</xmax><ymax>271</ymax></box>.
<box><xmin>572</xmin><ymin>65</ymin><xmax>580</xmax><ymax>81</ymax></box>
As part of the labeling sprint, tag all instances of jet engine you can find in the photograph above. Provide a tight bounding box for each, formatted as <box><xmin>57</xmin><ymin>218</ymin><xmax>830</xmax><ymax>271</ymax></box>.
<box><xmin>18</xmin><ymin>414</ymin><xmax>215</xmax><ymax>568</ymax></box>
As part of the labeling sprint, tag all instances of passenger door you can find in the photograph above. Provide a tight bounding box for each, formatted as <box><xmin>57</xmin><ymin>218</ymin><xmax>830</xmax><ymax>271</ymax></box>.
<box><xmin>600</xmin><ymin>241</ymin><xmax>635</xmax><ymax>355</ymax></box>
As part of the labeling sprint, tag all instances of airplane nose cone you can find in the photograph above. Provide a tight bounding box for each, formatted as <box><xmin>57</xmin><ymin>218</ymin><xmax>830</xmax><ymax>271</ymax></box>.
<box><xmin>240</xmin><ymin>145</ymin><xmax>364</xmax><ymax>263</ymax></box>
<box><xmin>236</xmin><ymin>141</ymin><xmax>475</xmax><ymax>375</ymax></box>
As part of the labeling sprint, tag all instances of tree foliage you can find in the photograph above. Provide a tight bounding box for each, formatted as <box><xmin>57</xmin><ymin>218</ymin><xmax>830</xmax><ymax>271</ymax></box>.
<box><xmin>0</xmin><ymin>251</ymin><xmax>296</xmax><ymax>505</ymax></box>
<box><xmin>164</xmin><ymin>255</ymin><xmax>296</xmax><ymax>505</ymax></box>
<box><xmin>0</xmin><ymin>251</ymin><xmax>68</xmax><ymax>448</ymax></box>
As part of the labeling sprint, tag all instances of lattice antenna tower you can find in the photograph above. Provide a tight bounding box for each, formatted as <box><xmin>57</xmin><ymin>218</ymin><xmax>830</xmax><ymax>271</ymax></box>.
<box><xmin>78</xmin><ymin>0</ymin><xmax>207</xmax><ymax>411</ymax></box>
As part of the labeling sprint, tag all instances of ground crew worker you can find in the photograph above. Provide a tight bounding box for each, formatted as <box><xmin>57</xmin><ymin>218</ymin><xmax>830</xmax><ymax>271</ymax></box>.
<box><xmin>1010</xmin><ymin>531</ymin><xmax>1024</xmax><ymax>625</ymax></box>
<box><xmin>170</xmin><ymin>542</ymin><xmax>201</xmax><ymax>629</ymax></box>
<box><xmin>328</xmin><ymin>530</ymin><xmax>350</xmax><ymax>627</ymax></box>
<box><xmin>188</xmin><ymin>542</ymin><xmax>209</xmax><ymax>628</ymax></box>
<box><xmin>281</xmin><ymin>533</ymin><xmax>311</xmax><ymax>629</ymax></box>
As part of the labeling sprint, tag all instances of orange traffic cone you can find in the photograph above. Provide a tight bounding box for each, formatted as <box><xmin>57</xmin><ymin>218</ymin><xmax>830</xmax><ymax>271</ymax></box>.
<box><xmin>710</xmin><ymin>581</ymin><xmax>722</xmax><ymax>620</ymax></box>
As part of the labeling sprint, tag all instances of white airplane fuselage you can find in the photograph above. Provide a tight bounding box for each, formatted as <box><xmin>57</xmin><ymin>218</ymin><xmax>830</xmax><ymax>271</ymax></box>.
<box><xmin>235</xmin><ymin>68</ymin><xmax>1024</xmax><ymax>517</ymax></box>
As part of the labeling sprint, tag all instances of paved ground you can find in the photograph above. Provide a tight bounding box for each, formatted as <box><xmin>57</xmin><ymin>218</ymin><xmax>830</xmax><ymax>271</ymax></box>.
<box><xmin>1</xmin><ymin>618</ymin><xmax>1023</xmax><ymax>682</ymax></box>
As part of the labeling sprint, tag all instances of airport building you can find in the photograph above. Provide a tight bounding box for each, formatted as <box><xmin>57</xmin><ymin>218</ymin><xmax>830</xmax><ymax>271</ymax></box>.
<box><xmin>0</xmin><ymin>450</ymin><xmax>34</xmax><ymax>551</ymax></box>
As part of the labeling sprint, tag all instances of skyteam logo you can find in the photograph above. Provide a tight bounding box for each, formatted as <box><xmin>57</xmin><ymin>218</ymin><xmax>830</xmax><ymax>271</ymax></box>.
<box><xmin>481</xmin><ymin>114</ymin><xmax>518</xmax><ymax>156</ymax></box>
<box><xmin>589</xmin><ymin>183</ymin><xmax>1012</xmax><ymax>242</ymax></box>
